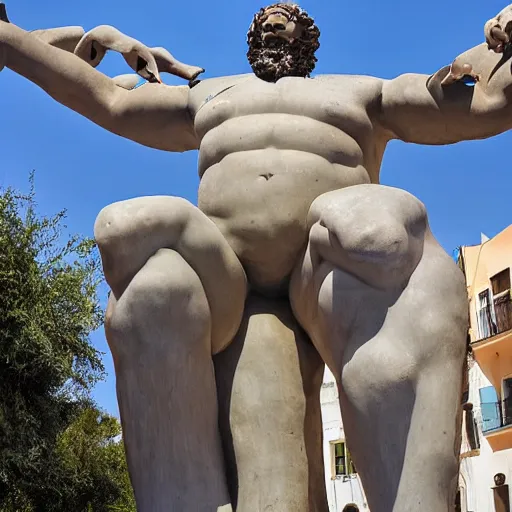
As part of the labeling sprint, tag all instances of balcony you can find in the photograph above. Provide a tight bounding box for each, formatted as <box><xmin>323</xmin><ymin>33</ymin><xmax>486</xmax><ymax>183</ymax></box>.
<box><xmin>481</xmin><ymin>399</ymin><xmax>512</xmax><ymax>432</ymax></box>
<box><xmin>480</xmin><ymin>398</ymin><xmax>512</xmax><ymax>451</ymax></box>
<box><xmin>471</xmin><ymin>295</ymin><xmax>512</xmax><ymax>412</ymax></box>
<box><xmin>476</xmin><ymin>295</ymin><xmax>512</xmax><ymax>341</ymax></box>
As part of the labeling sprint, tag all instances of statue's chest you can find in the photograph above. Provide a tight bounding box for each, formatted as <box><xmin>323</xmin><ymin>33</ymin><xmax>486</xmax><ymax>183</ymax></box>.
<box><xmin>191</xmin><ymin>77</ymin><xmax>367</xmax><ymax>139</ymax></box>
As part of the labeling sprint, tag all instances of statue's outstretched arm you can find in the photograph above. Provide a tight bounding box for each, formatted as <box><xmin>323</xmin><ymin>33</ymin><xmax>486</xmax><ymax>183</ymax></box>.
<box><xmin>0</xmin><ymin>12</ymin><xmax>199</xmax><ymax>152</ymax></box>
<box><xmin>379</xmin><ymin>5</ymin><xmax>512</xmax><ymax>145</ymax></box>
<box><xmin>27</xmin><ymin>25</ymin><xmax>204</xmax><ymax>89</ymax></box>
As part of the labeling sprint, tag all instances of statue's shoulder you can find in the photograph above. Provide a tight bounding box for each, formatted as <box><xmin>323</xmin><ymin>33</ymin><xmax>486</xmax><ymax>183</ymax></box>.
<box><xmin>312</xmin><ymin>74</ymin><xmax>384</xmax><ymax>101</ymax></box>
<box><xmin>195</xmin><ymin>73</ymin><xmax>254</xmax><ymax>88</ymax></box>
<box><xmin>188</xmin><ymin>74</ymin><xmax>254</xmax><ymax>108</ymax></box>
<box><xmin>313</xmin><ymin>73</ymin><xmax>383</xmax><ymax>87</ymax></box>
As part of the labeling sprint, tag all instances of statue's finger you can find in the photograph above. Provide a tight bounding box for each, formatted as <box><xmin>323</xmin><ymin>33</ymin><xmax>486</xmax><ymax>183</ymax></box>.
<box><xmin>152</xmin><ymin>47</ymin><xmax>204</xmax><ymax>81</ymax></box>
<box><xmin>0</xmin><ymin>3</ymin><xmax>10</xmax><ymax>23</ymax></box>
<box><xmin>491</xmin><ymin>26</ymin><xmax>510</xmax><ymax>43</ymax></box>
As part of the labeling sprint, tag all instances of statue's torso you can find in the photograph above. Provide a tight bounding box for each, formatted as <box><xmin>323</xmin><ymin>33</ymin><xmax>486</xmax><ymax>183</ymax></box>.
<box><xmin>188</xmin><ymin>74</ymin><xmax>388</xmax><ymax>293</ymax></box>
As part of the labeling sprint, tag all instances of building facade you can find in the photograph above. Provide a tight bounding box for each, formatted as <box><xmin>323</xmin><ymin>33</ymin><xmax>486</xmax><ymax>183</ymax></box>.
<box><xmin>321</xmin><ymin>367</ymin><xmax>368</xmax><ymax>512</ymax></box>
<box><xmin>458</xmin><ymin>226</ymin><xmax>512</xmax><ymax>512</ymax></box>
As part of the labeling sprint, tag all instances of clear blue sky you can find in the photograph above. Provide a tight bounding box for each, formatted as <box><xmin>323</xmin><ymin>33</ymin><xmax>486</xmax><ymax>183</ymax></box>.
<box><xmin>1</xmin><ymin>0</ymin><xmax>511</xmax><ymax>415</ymax></box>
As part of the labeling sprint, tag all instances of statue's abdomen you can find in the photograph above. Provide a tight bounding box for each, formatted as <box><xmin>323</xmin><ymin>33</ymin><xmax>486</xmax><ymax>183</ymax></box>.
<box><xmin>197</xmin><ymin>145</ymin><xmax>370</xmax><ymax>293</ymax></box>
<box><xmin>194</xmin><ymin>83</ymin><xmax>372</xmax><ymax>292</ymax></box>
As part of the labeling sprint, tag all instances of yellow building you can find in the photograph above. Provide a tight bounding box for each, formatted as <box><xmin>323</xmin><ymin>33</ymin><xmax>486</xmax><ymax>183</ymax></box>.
<box><xmin>460</xmin><ymin>226</ymin><xmax>512</xmax><ymax>454</ymax></box>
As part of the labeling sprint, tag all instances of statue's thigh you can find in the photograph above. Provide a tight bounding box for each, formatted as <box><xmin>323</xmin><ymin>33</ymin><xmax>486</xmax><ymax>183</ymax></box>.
<box><xmin>330</xmin><ymin>251</ymin><xmax>467</xmax><ymax>512</ymax></box>
<box><xmin>95</xmin><ymin>195</ymin><xmax>247</xmax><ymax>353</ymax></box>
<box><xmin>291</xmin><ymin>184</ymin><xmax>467</xmax><ymax>373</ymax></box>
<box><xmin>290</xmin><ymin>185</ymin><xmax>468</xmax><ymax>511</ymax></box>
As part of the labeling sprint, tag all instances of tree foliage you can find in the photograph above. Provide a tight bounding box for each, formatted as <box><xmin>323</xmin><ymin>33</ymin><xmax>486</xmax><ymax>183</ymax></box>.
<box><xmin>0</xmin><ymin>177</ymin><xmax>135</xmax><ymax>511</ymax></box>
<box><xmin>55</xmin><ymin>407</ymin><xmax>136</xmax><ymax>512</ymax></box>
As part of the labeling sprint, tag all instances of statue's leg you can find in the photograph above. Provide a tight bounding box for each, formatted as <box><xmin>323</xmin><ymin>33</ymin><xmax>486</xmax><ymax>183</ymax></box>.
<box><xmin>214</xmin><ymin>294</ymin><xmax>328</xmax><ymax>512</ymax></box>
<box><xmin>95</xmin><ymin>196</ymin><xmax>247</xmax><ymax>512</ymax></box>
<box><xmin>290</xmin><ymin>185</ymin><xmax>468</xmax><ymax>512</ymax></box>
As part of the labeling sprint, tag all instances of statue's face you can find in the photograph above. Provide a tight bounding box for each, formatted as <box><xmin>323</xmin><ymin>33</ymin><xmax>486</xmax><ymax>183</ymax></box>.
<box><xmin>259</xmin><ymin>5</ymin><xmax>306</xmax><ymax>43</ymax></box>
<box><xmin>247</xmin><ymin>3</ymin><xmax>320</xmax><ymax>82</ymax></box>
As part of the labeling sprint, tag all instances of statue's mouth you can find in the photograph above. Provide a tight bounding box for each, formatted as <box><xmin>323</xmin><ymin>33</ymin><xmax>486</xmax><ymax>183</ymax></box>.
<box><xmin>262</xmin><ymin>31</ymin><xmax>288</xmax><ymax>43</ymax></box>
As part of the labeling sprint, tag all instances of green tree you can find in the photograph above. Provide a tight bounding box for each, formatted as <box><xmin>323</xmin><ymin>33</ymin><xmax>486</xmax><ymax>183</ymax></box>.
<box><xmin>0</xmin><ymin>177</ymin><xmax>135</xmax><ymax>511</ymax></box>
<box><xmin>56</xmin><ymin>407</ymin><xmax>136</xmax><ymax>511</ymax></box>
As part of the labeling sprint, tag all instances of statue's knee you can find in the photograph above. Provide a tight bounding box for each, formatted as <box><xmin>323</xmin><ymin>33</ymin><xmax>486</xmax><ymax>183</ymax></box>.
<box><xmin>94</xmin><ymin>201</ymin><xmax>129</xmax><ymax>254</ymax></box>
<box><xmin>94</xmin><ymin>201</ymin><xmax>135</xmax><ymax>279</ymax></box>
<box><xmin>335</xmin><ymin>221</ymin><xmax>410</xmax><ymax>263</ymax></box>
<box><xmin>107</xmin><ymin>249</ymin><xmax>211</xmax><ymax>356</ymax></box>
<box><xmin>94</xmin><ymin>196</ymin><xmax>192</xmax><ymax>290</ymax></box>
<box><xmin>96</xmin><ymin>195</ymin><xmax>192</xmax><ymax>243</ymax></box>
<box><xmin>309</xmin><ymin>185</ymin><xmax>428</xmax><ymax>287</ymax></box>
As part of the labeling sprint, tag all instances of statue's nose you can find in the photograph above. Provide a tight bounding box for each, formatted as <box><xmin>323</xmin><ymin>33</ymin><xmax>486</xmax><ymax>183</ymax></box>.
<box><xmin>263</xmin><ymin>14</ymin><xmax>288</xmax><ymax>32</ymax></box>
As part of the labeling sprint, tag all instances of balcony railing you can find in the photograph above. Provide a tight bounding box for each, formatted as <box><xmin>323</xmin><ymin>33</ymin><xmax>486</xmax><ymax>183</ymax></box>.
<box><xmin>481</xmin><ymin>399</ymin><xmax>512</xmax><ymax>433</ymax></box>
<box><xmin>477</xmin><ymin>295</ymin><xmax>512</xmax><ymax>341</ymax></box>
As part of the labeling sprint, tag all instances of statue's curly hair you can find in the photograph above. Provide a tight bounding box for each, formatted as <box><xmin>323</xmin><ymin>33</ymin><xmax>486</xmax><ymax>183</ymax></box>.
<box><xmin>247</xmin><ymin>3</ymin><xmax>321</xmax><ymax>82</ymax></box>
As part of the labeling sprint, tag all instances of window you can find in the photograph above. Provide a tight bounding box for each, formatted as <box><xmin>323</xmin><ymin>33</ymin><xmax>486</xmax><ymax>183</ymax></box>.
<box><xmin>479</xmin><ymin>386</ymin><xmax>498</xmax><ymax>403</ymax></box>
<box><xmin>480</xmin><ymin>386</ymin><xmax>501</xmax><ymax>432</ymax></box>
<box><xmin>503</xmin><ymin>378</ymin><xmax>512</xmax><ymax>426</ymax></box>
<box><xmin>334</xmin><ymin>442</ymin><xmax>346</xmax><ymax>476</ymax></box>
<box><xmin>491</xmin><ymin>269</ymin><xmax>511</xmax><ymax>295</ymax></box>
<box><xmin>463</xmin><ymin>403</ymin><xmax>480</xmax><ymax>451</ymax></box>
<box><xmin>491</xmin><ymin>269</ymin><xmax>512</xmax><ymax>334</ymax></box>
<box><xmin>333</xmin><ymin>441</ymin><xmax>356</xmax><ymax>477</ymax></box>
<box><xmin>477</xmin><ymin>270</ymin><xmax>512</xmax><ymax>340</ymax></box>
<box><xmin>503</xmin><ymin>378</ymin><xmax>512</xmax><ymax>400</ymax></box>
<box><xmin>477</xmin><ymin>289</ymin><xmax>495</xmax><ymax>339</ymax></box>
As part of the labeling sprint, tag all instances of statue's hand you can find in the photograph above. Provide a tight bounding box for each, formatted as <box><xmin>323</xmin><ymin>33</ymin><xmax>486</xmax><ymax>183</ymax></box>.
<box><xmin>485</xmin><ymin>4</ymin><xmax>512</xmax><ymax>53</ymax></box>
<box><xmin>150</xmin><ymin>46</ymin><xmax>204</xmax><ymax>82</ymax></box>
<box><xmin>74</xmin><ymin>25</ymin><xmax>204</xmax><ymax>84</ymax></box>
<box><xmin>74</xmin><ymin>26</ymin><xmax>163</xmax><ymax>82</ymax></box>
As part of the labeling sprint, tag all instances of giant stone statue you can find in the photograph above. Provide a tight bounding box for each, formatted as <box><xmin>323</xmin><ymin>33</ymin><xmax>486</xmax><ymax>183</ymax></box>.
<box><xmin>1</xmin><ymin>2</ymin><xmax>512</xmax><ymax>511</ymax></box>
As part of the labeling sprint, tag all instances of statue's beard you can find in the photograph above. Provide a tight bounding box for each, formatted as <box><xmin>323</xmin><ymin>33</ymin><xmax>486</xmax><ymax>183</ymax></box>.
<box><xmin>247</xmin><ymin>37</ymin><xmax>317</xmax><ymax>82</ymax></box>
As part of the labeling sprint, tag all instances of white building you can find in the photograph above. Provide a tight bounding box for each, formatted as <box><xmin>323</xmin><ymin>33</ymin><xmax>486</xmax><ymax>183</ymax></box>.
<box><xmin>321</xmin><ymin>367</ymin><xmax>368</xmax><ymax>512</ymax></box>
<box><xmin>459</xmin><ymin>360</ymin><xmax>512</xmax><ymax>512</ymax></box>
<box><xmin>458</xmin><ymin>230</ymin><xmax>512</xmax><ymax>512</ymax></box>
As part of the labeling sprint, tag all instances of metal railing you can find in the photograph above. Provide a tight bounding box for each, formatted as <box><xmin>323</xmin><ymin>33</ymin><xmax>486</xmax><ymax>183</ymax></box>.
<box><xmin>477</xmin><ymin>296</ymin><xmax>512</xmax><ymax>340</ymax></box>
<box><xmin>480</xmin><ymin>398</ymin><xmax>512</xmax><ymax>433</ymax></box>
